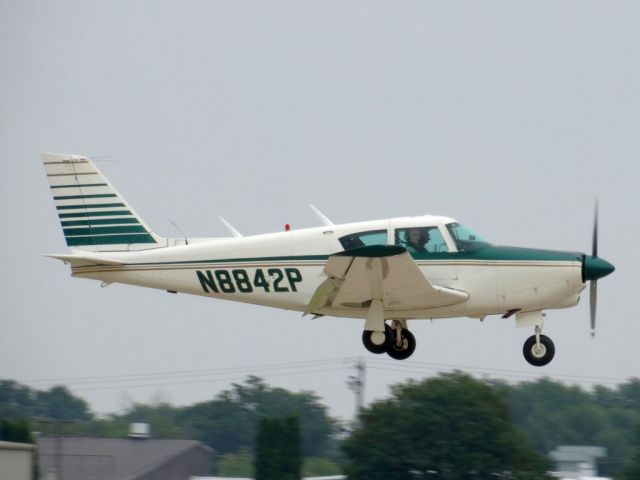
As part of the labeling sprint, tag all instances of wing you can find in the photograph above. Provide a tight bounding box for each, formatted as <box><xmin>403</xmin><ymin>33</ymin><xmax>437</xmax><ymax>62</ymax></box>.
<box><xmin>305</xmin><ymin>245</ymin><xmax>468</xmax><ymax>315</ymax></box>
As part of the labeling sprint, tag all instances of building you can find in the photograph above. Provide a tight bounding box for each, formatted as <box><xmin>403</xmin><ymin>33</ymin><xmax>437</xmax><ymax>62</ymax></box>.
<box><xmin>0</xmin><ymin>441</ymin><xmax>35</xmax><ymax>480</ymax></box>
<box><xmin>549</xmin><ymin>445</ymin><xmax>609</xmax><ymax>480</ymax></box>
<box><xmin>37</xmin><ymin>435</ymin><xmax>213</xmax><ymax>480</ymax></box>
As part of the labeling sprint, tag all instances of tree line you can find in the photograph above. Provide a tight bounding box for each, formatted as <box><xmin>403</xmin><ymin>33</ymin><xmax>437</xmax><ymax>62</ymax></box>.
<box><xmin>2</xmin><ymin>374</ymin><xmax>640</xmax><ymax>478</ymax></box>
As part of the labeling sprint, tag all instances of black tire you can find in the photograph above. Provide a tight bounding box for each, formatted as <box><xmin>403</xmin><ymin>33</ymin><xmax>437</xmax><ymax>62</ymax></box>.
<box><xmin>362</xmin><ymin>328</ymin><xmax>389</xmax><ymax>354</ymax></box>
<box><xmin>523</xmin><ymin>334</ymin><xmax>555</xmax><ymax>367</ymax></box>
<box><xmin>386</xmin><ymin>328</ymin><xmax>416</xmax><ymax>360</ymax></box>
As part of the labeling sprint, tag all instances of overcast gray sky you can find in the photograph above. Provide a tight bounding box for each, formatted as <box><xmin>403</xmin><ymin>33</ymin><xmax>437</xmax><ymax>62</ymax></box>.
<box><xmin>1</xmin><ymin>1</ymin><xmax>638</xmax><ymax>421</ymax></box>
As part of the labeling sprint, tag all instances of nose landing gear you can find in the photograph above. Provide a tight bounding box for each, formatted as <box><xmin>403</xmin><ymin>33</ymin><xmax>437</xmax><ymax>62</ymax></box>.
<box><xmin>523</xmin><ymin>325</ymin><xmax>555</xmax><ymax>367</ymax></box>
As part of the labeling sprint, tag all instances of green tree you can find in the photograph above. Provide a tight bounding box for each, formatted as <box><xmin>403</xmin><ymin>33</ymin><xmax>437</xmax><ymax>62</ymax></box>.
<box><xmin>255</xmin><ymin>416</ymin><xmax>302</xmax><ymax>480</ymax></box>
<box><xmin>281</xmin><ymin>416</ymin><xmax>302</xmax><ymax>480</ymax></box>
<box><xmin>181</xmin><ymin>389</ymin><xmax>255</xmax><ymax>453</ymax></box>
<box><xmin>343</xmin><ymin>373</ymin><xmax>550</xmax><ymax>480</ymax></box>
<box><xmin>0</xmin><ymin>381</ymin><xmax>37</xmax><ymax>420</ymax></box>
<box><xmin>0</xmin><ymin>381</ymin><xmax>92</xmax><ymax>423</ymax></box>
<box><xmin>496</xmin><ymin>378</ymin><xmax>640</xmax><ymax>476</ymax></box>
<box><xmin>0</xmin><ymin>419</ymin><xmax>34</xmax><ymax>443</ymax></box>
<box><xmin>255</xmin><ymin>417</ymin><xmax>279</xmax><ymax>480</ymax></box>
<box><xmin>232</xmin><ymin>376</ymin><xmax>334</xmax><ymax>456</ymax></box>
<box><xmin>303</xmin><ymin>457</ymin><xmax>341</xmax><ymax>477</ymax></box>
<box><xmin>618</xmin><ymin>423</ymin><xmax>640</xmax><ymax>480</ymax></box>
<box><xmin>115</xmin><ymin>402</ymin><xmax>185</xmax><ymax>438</ymax></box>
<box><xmin>217</xmin><ymin>449</ymin><xmax>254</xmax><ymax>477</ymax></box>
<box><xmin>35</xmin><ymin>386</ymin><xmax>92</xmax><ymax>422</ymax></box>
<box><xmin>0</xmin><ymin>377</ymin><xmax>335</xmax><ymax>459</ymax></box>
<box><xmin>181</xmin><ymin>376</ymin><xmax>334</xmax><ymax>456</ymax></box>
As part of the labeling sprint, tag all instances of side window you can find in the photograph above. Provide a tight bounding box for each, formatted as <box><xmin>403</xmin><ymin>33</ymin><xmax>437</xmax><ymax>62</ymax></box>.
<box><xmin>395</xmin><ymin>226</ymin><xmax>449</xmax><ymax>253</ymax></box>
<box><xmin>339</xmin><ymin>230</ymin><xmax>388</xmax><ymax>250</ymax></box>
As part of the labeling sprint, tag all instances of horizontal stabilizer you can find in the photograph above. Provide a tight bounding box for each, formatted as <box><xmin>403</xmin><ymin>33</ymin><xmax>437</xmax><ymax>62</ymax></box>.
<box><xmin>45</xmin><ymin>254</ymin><xmax>125</xmax><ymax>267</ymax></box>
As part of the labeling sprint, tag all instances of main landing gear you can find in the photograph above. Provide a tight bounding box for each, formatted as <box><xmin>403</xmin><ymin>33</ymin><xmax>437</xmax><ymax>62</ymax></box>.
<box><xmin>362</xmin><ymin>320</ymin><xmax>416</xmax><ymax>360</ymax></box>
<box><xmin>523</xmin><ymin>325</ymin><xmax>555</xmax><ymax>367</ymax></box>
<box><xmin>362</xmin><ymin>300</ymin><xmax>416</xmax><ymax>360</ymax></box>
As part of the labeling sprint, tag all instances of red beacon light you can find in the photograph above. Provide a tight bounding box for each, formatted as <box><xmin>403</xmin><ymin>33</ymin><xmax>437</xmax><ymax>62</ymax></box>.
<box><xmin>285</xmin><ymin>224</ymin><xmax>291</xmax><ymax>232</ymax></box>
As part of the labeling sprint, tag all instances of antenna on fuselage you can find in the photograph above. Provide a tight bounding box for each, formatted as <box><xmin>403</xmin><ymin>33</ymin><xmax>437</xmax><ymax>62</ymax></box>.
<box><xmin>309</xmin><ymin>204</ymin><xmax>334</xmax><ymax>226</ymax></box>
<box><xmin>219</xmin><ymin>216</ymin><xmax>243</xmax><ymax>238</ymax></box>
<box><xmin>168</xmin><ymin>219</ymin><xmax>189</xmax><ymax>245</ymax></box>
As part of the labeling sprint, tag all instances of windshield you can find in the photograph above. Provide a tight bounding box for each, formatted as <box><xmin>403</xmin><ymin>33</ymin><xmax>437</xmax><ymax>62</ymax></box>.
<box><xmin>445</xmin><ymin>222</ymin><xmax>491</xmax><ymax>252</ymax></box>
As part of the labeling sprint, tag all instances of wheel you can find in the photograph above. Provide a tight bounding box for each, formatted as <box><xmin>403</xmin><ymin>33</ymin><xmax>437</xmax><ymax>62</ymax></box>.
<box><xmin>523</xmin><ymin>334</ymin><xmax>555</xmax><ymax>367</ymax></box>
<box><xmin>386</xmin><ymin>328</ymin><xmax>416</xmax><ymax>360</ymax></box>
<box><xmin>362</xmin><ymin>328</ymin><xmax>389</xmax><ymax>354</ymax></box>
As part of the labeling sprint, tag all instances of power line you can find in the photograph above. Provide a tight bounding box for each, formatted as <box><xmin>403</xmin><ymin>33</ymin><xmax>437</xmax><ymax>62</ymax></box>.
<box><xmin>366</xmin><ymin>365</ymin><xmax>627</xmax><ymax>387</ymax></box>
<box><xmin>364</xmin><ymin>358</ymin><xmax>633</xmax><ymax>384</ymax></box>
<box><xmin>22</xmin><ymin>357</ymin><xmax>355</xmax><ymax>387</ymax></box>
<box><xmin>62</xmin><ymin>366</ymin><xmax>350</xmax><ymax>393</ymax></box>
<box><xmin>16</xmin><ymin>356</ymin><xmax>636</xmax><ymax>397</ymax></box>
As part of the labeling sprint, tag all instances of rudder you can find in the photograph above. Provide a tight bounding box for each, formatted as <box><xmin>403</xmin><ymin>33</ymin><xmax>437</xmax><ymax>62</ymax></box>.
<box><xmin>42</xmin><ymin>153</ymin><xmax>164</xmax><ymax>251</ymax></box>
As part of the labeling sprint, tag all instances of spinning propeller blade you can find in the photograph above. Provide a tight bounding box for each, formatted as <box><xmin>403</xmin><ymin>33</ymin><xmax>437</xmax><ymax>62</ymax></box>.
<box><xmin>592</xmin><ymin>199</ymin><xmax>599</xmax><ymax>258</ymax></box>
<box><xmin>591</xmin><ymin>200</ymin><xmax>598</xmax><ymax>336</ymax></box>
<box><xmin>584</xmin><ymin>199</ymin><xmax>616</xmax><ymax>337</ymax></box>
<box><xmin>590</xmin><ymin>278</ymin><xmax>597</xmax><ymax>337</ymax></box>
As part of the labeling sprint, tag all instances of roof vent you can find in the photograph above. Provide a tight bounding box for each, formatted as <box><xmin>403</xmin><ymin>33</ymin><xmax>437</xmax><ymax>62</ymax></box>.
<box><xmin>128</xmin><ymin>423</ymin><xmax>150</xmax><ymax>439</ymax></box>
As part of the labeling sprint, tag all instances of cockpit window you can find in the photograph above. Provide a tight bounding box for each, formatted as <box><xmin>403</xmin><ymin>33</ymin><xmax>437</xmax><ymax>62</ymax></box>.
<box><xmin>445</xmin><ymin>222</ymin><xmax>490</xmax><ymax>252</ymax></box>
<box><xmin>339</xmin><ymin>230</ymin><xmax>387</xmax><ymax>250</ymax></box>
<box><xmin>395</xmin><ymin>227</ymin><xmax>449</xmax><ymax>253</ymax></box>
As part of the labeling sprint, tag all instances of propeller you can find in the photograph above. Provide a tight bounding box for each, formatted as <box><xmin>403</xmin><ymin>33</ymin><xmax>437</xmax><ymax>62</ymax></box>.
<box><xmin>590</xmin><ymin>199</ymin><xmax>598</xmax><ymax>337</ymax></box>
<box><xmin>584</xmin><ymin>199</ymin><xmax>615</xmax><ymax>337</ymax></box>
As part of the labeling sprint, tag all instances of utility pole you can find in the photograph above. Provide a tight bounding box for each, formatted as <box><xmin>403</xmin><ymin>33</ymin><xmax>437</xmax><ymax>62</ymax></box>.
<box><xmin>347</xmin><ymin>358</ymin><xmax>366</xmax><ymax>418</ymax></box>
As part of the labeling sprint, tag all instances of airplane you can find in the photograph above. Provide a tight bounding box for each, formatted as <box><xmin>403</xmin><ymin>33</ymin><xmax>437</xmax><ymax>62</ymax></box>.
<box><xmin>42</xmin><ymin>153</ymin><xmax>615</xmax><ymax>366</ymax></box>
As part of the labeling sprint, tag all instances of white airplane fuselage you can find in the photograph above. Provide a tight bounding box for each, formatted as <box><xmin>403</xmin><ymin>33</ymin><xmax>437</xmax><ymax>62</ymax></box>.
<box><xmin>67</xmin><ymin>216</ymin><xmax>586</xmax><ymax>321</ymax></box>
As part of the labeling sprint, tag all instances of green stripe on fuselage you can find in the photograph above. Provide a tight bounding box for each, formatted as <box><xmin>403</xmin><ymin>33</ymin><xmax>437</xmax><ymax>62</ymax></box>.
<box><xmin>125</xmin><ymin>254</ymin><xmax>331</xmax><ymax>267</ymax></box>
<box><xmin>71</xmin><ymin>245</ymin><xmax>582</xmax><ymax>270</ymax></box>
<box><xmin>409</xmin><ymin>245</ymin><xmax>583</xmax><ymax>262</ymax></box>
<box><xmin>123</xmin><ymin>246</ymin><xmax>580</xmax><ymax>268</ymax></box>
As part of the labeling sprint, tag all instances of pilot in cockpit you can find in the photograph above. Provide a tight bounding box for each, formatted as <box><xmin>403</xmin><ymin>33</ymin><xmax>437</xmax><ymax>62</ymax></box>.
<box><xmin>404</xmin><ymin>228</ymin><xmax>431</xmax><ymax>253</ymax></box>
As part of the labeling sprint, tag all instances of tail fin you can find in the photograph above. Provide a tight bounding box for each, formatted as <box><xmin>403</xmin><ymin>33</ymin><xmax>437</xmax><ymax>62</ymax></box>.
<box><xmin>42</xmin><ymin>153</ymin><xmax>164</xmax><ymax>251</ymax></box>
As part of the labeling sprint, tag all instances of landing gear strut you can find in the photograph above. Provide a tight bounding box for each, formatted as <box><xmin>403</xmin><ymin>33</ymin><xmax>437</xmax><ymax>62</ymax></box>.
<box><xmin>362</xmin><ymin>320</ymin><xmax>416</xmax><ymax>360</ymax></box>
<box><xmin>523</xmin><ymin>325</ymin><xmax>555</xmax><ymax>366</ymax></box>
<box><xmin>386</xmin><ymin>320</ymin><xmax>416</xmax><ymax>360</ymax></box>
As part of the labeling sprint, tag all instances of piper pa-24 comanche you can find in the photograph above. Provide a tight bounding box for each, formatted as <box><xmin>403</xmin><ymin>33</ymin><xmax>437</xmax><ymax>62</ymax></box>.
<box><xmin>42</xmin><ymin>153</ymin><xmax>615</xmax><ymax>366</ymax></box>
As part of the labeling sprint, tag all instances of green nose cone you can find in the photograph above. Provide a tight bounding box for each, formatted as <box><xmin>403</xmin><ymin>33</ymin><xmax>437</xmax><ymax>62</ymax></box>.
<box><xmin>584</xmin><ymin>256</ymin><xmax>615</xmax><ymax>280</ymax></box>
